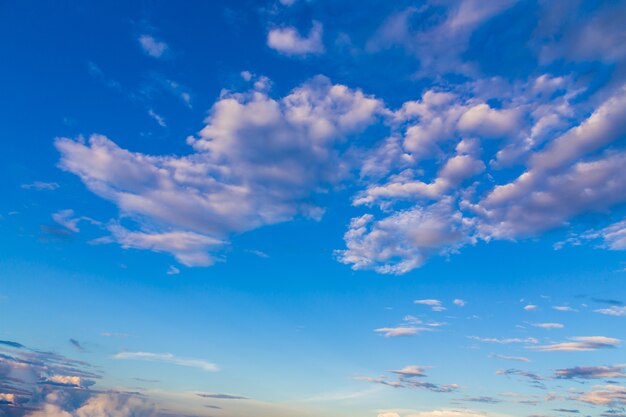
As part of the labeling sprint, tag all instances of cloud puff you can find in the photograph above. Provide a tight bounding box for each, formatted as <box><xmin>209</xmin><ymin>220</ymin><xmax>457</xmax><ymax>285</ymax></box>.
<box><xmin>595</xmin><ymin>306</ymin><xmax>626</xmax><ymax>316</ymax></box>
<box><xmin>374</xmin><ymin>326</ymin><xmax>428</xmax><ymax>337</ymax></box>
<box><xmin>113</xmin><ymin>351</ymin><xmax>218</xmax><ymax>372</ymax></box>
<box><xmin>531</xmin><ymin>322</ymin><xmax>564</xmax><ymax>329</ymax></box>
<box><xmin>56</xmin><ymin>76</ymin><xmax>381</xmax><ymax>266</ymax></box>
<box><xmin>337</xmin><ymin>198</ymin><xmax>470</xmax><ymax>274</ymax></box>
<box><xmin>138</xmin><ymin>34</ymin><xmax>168</xmax><ymax>58</ymax></box>
<box><xmin>529</xmin><ymin>336</ymin><xmax>620</xmax><ymax>352</ymax></box>
<box><xmin>267</xmin><ymin>21</ymin><xmax>324</xmax><ymax>55</ymax></box>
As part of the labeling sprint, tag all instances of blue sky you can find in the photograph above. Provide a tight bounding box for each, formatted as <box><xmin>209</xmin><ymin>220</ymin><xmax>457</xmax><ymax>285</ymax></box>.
<box><xmin>2</xmin><ymin>1</ymin><xmax>626</xmax><ymax>416</ymax></box>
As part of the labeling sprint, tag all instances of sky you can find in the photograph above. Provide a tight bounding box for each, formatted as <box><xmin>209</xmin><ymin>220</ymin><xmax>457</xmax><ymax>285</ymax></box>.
<box><xmin>2</xmin><ymin>1</ymin><xmax>626</xmax><ymax>416</ymax></box>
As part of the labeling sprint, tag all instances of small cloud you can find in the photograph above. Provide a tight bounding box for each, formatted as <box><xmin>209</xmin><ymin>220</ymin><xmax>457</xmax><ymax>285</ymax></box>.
<box><xmin>148</xmin><ymin>109</ymin><xmax>166</xmax><ymax>127</ymax></box>
<box><xmin>138</xmin><ymin>34</ymin><xmax>169</xmax><ymax>58</ymax></box>
<box><xmin>531</xmin><ymin>322</ymin><xmax>565</xmax><ymax>329</ymax></box>
<box><xmin>21</xmin><ymin>181</ymin><xmax>59</xmax><ymax>191</ymax></box>
<box><xmin>69</xmin><ymin>338</ymin><xmax>86</xmax><ymax>352</ymax></box>
<box><xmin>553</xmin><ymin>306</ymin><xmax>578</xmax><ymax>312</ymax></box>
<box><xmin>414</xmin><ymin>299</ymin><xmax>446</xmax><ymax>311</ymax></box>
<box><xmin>524</xmin><ymin>304</ymin><xmax>538</xmax><ymax>311</ymax></box>
<box><xmin>595</xmin><ymin>306</ymin><xmax>626</xmax><ymax>316</ymax></box>
<box><xmin>267</xmin><ymin>21</ymin><xmax>324</xmax><ymax>55</ymax></box>
<box><xmin>453</xmin><ymin>299</ymin><xmax>466</xmax><ymax>307</ymax></box>
<box><xmin>387</xmin><ymin>365</ymin><xmax>429</xmax><ymax>378</ymax></box>
<box><xmin>490</xmin><ymin>354</ymin><xmax>530</xmax><ymax>362</ymax></box>
<box><xmin>374</xmin><ymin>326</ymin><xmax>429</xmax><ymax>337</ymax></box>
<box><xmin>101</xmin><ymin>332</ymin><xmax>129</xmax><ymax>338</ymax></box>
<box><xmin>114</xmin><ymin>351</ymin><xmax>218</xmax><ymax>372</ymax></box>
<box><xmin>196</xmin><ymin>393</ymin><xmax>248</xmax><ymax>400</ymax></box>
<box><xmin>166</xmin><ymin>265</ymin><xmax>180</xmax><ymax>275</ymax></box>
<box><xmin>469</xmin><ymin>336</ymin><xmax>538</xmax><ymax>344</ymax></box>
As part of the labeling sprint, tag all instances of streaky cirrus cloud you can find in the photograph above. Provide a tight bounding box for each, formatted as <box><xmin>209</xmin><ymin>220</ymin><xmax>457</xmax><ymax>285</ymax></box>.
<box><xmin>113</xmin><ymin>351</ymin><xmax>218</xmax><ymax>372</ymax></box>
<box><xmin>528</xmin><ymin>336</ymin><xmax>620</xmax><ymax>352</ymax></box>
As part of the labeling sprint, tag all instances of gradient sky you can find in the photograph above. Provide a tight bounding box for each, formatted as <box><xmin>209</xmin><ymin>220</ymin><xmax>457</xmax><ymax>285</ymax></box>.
<box><xmin>2</xmin><ymin>1</ymin><xmax>626</xmax><ymax>417</ymax></box>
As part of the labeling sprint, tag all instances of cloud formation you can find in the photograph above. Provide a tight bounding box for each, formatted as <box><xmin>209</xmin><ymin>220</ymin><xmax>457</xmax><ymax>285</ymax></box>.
<box><xmin>267</xmin><ymin>21</ymin><xmax>324</xmax><ymax>55</ymax></box>
<box><xmin>113</xmin><ymin>351</ymin><xmax>218</xmax><ymax>372</ymax></box>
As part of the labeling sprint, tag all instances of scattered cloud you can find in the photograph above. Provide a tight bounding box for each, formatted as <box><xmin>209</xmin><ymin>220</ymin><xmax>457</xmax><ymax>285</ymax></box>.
<box><xmin>595</xmin><ymin>306</ymin><xmax>626</xmax><ymax>317</ymax></box>
<box><xmin>138</xmin><ymin>34</ymin><xmax>169</xmax><ymax>58</ymax></box>
<box><xmin>555</xmin><ymin>365</ymin><xmax>626</xmax><ymax>380</ymax></box>
<box><xmin>529</xmin><ymin>336</ymin><xmax>620</xmax><ymax>352</ymax></box>
<box><xmin>21</xmin><ymin>181</ymin><xmax>59</xmax><ymax>191</ymax></box>
<box><xmin>531</xmin><ymin>322</ymin><xmax>564</xmax><ymax>329</ymax></box>
<box><xmin>267</xmin><ymin>21</ymin><xmax>324</xmax><ymax>55</ymax></box>
<box><xmin>113</xmin><ymin>351</ymin><xmax>218</xmax><ymax>372</ymax></box>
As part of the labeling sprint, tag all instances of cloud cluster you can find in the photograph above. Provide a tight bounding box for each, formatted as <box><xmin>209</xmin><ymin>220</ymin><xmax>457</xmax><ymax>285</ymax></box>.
<box><xmin>56</xmin><ymin>76</ymin><xmax>381</xmax><ymax>265</ymax></box>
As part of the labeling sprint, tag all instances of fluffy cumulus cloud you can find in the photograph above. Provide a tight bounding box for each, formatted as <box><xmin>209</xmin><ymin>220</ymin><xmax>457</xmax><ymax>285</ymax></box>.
<box><xmin>56</xmin><ymin>2</ymin><xmax>626</xmax><ymax>274</ymax></box>
<box><xmin>56</xmin><ymin>76</ymin><xmax>382</xmax><ymax>265</ymax></box>
<box><xmin>267</xmin><ymin>21</ymin><xmax>324</xmax><ymax>55</ymax></box>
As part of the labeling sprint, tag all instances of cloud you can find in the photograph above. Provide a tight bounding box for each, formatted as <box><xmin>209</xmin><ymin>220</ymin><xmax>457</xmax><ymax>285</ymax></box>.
<box><xmin>490</xmin><ymin>354</ymin><xmax>530</xmax><ymax>363</ymax></box>
<box><xmin>531</xmin><ymin>322</ymin><xmax>564</xmax><ymax>329</ymax></box>
<box><xmin>69</xmin><ymin>339</ymin><xmax>85</xmax><ymax>352</ymax></box>
<box><xmin>196</xmin><ymin>393</ymin><xmax>248</xmax><ymax>400</ymax></box>
<box><xmin>267</xmin><ymin>21</ymin><xmax>324</xmax><ymax>55</ymax></box>
<box><xmin>414</xmin><ymin>299</ymin><xmax>446</xmax><ymax>311</ymax></box>
<box><xmin>374</xmin><ymin>326</ymin><xmax>428</xmax><ymax>337</ymax></box>
<box><xmin>56</xmin><ymin>76</ymin><xmax>381</xmax><ymax>266</ymax></box>
<box><xmin>469</xmin><ymin>336</ymin><xmax>538</xmax><ymax>344</ymax></box>
<box><xmin>555</xmin><ymin>365</ymin><xmax>626</xmax><ymax>380</ymax></box>
<box><xmin>595</xmin><ymin>306</ymin><xmax>626</xmax><ymax>316</ymax></box>
<box><xmin>576</xmin><ymin>385</ymin><xmax>626</xmax><ymax>406</ymax></box>
<box><xmin>553</xmin><ymin>306</ymin><xmax>578</xmax><ymax>312</ymax></box>
<box><xmin>113</xmin><ymin>351</ymin><xmax>218</xmax><ymax>372</ymax></box>
<box><xmin>138</xmin><ymin>34</ymin><xmax>169</xmax><ymax>58</ymax></box>
<box><xmin>21</xmin><ymin>181</ymin><xmax>59</xmax><ymax>191</ymax></box>
<box><xmin>529</xmin><ymin>336</ymin><xmax>620</xmax><ymax>352</ymax></box>
<box><xmin>337</xmin><ymin>198</ymin><xmax>470</xmax><ymax>274</ymax></box>
<box><xmin>453</xmin><ymin>299</ymin><xmax>466</xmax><ymax>307</ymax></box>
<box><xmin>166</xmin><ymin>265</ymin><xmax>180</xmax><ymax>275</ymax></box>
<box><xmin>387</xmin><ymin>365</ymin><xmax>429</xmax><ymax>378</ymax></box>
<box><xmin>25</xmin><ymin>393</ymin><xmax>156</xmax><ymax>417</ymax></box>
<box><xmin>524</xmin><ymin>305</ymin><xmax>538</xmax><ymax>311</ymax></box>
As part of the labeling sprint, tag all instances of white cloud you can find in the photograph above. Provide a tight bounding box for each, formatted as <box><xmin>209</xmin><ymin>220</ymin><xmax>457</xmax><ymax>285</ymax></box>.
<box><xmin>267</xmin><ymin>21</ymin><xmax>324</xmax><ymax>55</ymax></box>
<box><xmin>138</xmin><ymin>34</ymin><xmax>168</xmax><ymax>58</ymax></box>
<box><xmin>374</xmin><ymin>326</ymin><xmax>428</xmax><ymax>337</ymax></box>
<box><xmin>531</xmin><ymin>322</ymin><xmax>564</xmax><ymax>329</ymax></box>
<box><xmin>523</xmin><ymin>304</ymin><xmax>537</xmax><ymax>311</ymax></box>
<box><xmin>56</xmin><ymin>76</ymin><xmax>381</xmax><ymax>265</ymax></box>
<box><xmin>21</xmin><ymin>181</ymin><xmax>59</xmax><ymax>191</ymax></box>
<box><xmin>113</xmin><ymin>351</ymin><xmax>218</xmax><ymax>372</ymax></box>
<box><xmin>469</xmin><ymin>336</ymin><xmax>538</xmax><ymax>344</ymax></box>
<box><xmin>337</xmin><ymin>198</ymin><xmax>471</xmax><ymax>274</ymax></box>
<box><xmin>414</xmin><ymin>299</ymin><xmax>446</xmax><ymax>312</ymax></box>
<box><xmin>453</xmin><ymin>299</ymin><xmax>466</xmax><ymax>307</ymax></box>
<box><xmin>529</xmin><ymin>336</ymin><xmax>620</xmax><ymax>352</ymax></box>
<box><xmin>595</xmin><ymin>306</ymin><xmax>626</xmax><ymax>316</ymax></box>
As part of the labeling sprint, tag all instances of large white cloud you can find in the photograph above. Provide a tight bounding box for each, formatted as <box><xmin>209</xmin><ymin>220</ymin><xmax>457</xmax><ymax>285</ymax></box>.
<box><xmin>56</xmin><ymin>76</ymin><xmax>382</xmax><ymax>265</ymax></box>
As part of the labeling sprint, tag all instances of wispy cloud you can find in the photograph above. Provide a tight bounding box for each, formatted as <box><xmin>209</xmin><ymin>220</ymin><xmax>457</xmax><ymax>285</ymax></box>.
<box><xmin>531</xmin><ymin>322</ymin><xmax>564</xmax><ymax>329</ymax></box>
<box><xmin>267</xmin><ymin>21</ymin><xmax>324</xmax><ymax>55</ymax></box>
<box><xmin>414</xmin><ymin>299</ymin><xmax>446</xmax><ymax>311</ymax></box>
<box><xmin>469</xmin><ymin>336</ymin><xmax>538</xmax><ymax>344</ymax></box>
<box><xmin>374</xmin><ymin>326</ymin><xmax>429</xmax><ymax>337</ymax></box>
<box><xmin>138</xmin><ymin>34</ymin><xmax>169</xmax><ymax>58</ymax></box>
<box><xmin>595</xmin><ymin>306</ymin><xmax>626</xmax><ymax>316</ymax></box>
<box><xmin>20</xmin><ymin>181</ymin><xmax>59</xmax><ymax>191</ymax></box>
<box><xmin>490</xmin><ymin>354</ymin><xmax>530</xmax><ymax>363</ymax></box>
<box><xmin>529</xmin><ymin>336</ymin><xmax>620</xmax><ymax>352</ymax></box>
<box><xmin>555</xmin><ymin>364</ymin><xmax>626</xmax><ymax>379</ymax></box>
<box><xmin>113</xmin><ymin>351</ymin><xmax>218</xmax><ymax>372</ymax></box>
